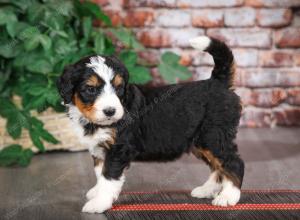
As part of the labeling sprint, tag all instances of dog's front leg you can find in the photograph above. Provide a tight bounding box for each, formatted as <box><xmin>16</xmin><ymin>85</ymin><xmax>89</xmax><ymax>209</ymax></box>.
<box><xmin>82</xmin><ymin>147</ymin><xmax>130</xmax><ymax>214</ymax></box>
<box><xmin>86</xmin><ymin>156</ymin><xmax>104</xmax><ymax>200</ymax></box>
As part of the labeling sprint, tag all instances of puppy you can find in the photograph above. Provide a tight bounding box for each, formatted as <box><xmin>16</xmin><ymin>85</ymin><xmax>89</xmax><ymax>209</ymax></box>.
<box><xmin>57</xmin><ymin>36</ymin><xmax>244</xmax><ymax>213</ymax></box>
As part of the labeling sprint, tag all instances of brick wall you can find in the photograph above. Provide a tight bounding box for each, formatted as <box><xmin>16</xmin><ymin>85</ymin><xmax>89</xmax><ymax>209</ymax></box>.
<box><xmin>95</xmin><ymin>0</ymin><xmax>300</xmax><ymax>127</ymax></box>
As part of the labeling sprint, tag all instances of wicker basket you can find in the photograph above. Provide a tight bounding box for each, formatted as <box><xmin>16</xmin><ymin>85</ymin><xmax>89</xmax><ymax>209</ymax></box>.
<box><xmin>0</xmin><ymin>109</ymin><xmax>87</xmax><ymax>152</ymax></box>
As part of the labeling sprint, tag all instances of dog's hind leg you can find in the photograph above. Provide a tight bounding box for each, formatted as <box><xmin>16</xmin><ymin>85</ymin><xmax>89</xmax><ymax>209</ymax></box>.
<box><xmin>191</xmin><ymin>147</ymin><xmax>222</xmax><ymax>199</ymax></box>
<box><xmin>212</xmin><ymin>150</ymin><xmax>244</xmax><ymax>207</ymax></box>
<box><xmin>191</xmin><ymin>143</ymin><xmax>244</xmax><ymax>206</ymax></box>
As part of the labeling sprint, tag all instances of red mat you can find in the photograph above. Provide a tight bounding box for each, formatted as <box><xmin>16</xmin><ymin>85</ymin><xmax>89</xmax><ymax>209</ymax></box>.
<box><xmin>106</xmin><ymin>190</ymin><xmax>300</xmax><ymax>220</ymax></box>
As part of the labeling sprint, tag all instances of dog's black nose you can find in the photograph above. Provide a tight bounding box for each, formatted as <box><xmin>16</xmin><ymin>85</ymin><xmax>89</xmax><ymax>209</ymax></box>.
<box><xmin>103</xmin><ymin>107</ymin><xmax>116</xmax><ymax>117</ymax></box>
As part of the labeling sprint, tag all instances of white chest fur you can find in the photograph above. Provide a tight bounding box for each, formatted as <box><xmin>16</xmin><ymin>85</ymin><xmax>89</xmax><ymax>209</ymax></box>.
<box><xmin>67</xmin><ymin>105</ymin><xmax>112</xmax><ymax>159</ymax></box>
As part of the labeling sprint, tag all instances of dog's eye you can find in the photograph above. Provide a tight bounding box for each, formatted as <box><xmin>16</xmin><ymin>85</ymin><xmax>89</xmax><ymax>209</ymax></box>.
<box><xmin>86</xmin><ymin>87</ymin><xmax>97</xmax><ymax>95</ymax></box>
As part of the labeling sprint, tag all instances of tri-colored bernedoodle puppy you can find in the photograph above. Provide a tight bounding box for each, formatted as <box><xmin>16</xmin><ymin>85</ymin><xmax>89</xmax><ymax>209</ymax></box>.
<box><xmin>57</xmin><ymin>36</ymin><xmax>244</xmax><ymax>213</ymax></box>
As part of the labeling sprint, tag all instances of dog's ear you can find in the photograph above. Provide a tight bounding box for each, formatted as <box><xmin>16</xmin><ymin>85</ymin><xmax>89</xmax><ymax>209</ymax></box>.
<box><xmin>56</xmin><ymin>64</ymin><xmax>79</xmax><ymax>104</ymax></box>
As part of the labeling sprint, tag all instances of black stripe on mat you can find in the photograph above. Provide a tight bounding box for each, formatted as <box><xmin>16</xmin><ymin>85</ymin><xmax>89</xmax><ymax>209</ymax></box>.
<box><xmin>114</xmin><ymin>191</ymin><xmax>300</xmax><ymax>205</ymax></box>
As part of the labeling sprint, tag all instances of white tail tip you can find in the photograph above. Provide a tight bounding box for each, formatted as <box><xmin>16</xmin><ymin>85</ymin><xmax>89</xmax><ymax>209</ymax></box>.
<box><xmin>189</xmin><ymin>36</ymin><xmax>211</xmax><ymax>51</ymax></box>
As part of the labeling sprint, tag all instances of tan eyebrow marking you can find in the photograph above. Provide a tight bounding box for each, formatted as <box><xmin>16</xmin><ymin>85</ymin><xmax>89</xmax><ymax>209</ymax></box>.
<box><xmin>86</xmin><ymin>75</ymin><xmax>102</xmax><ymax>87</ymax></box>
<box><xmin>112</xmin><ymin>74</ymin><xmax>123</xmax><ymax>87</ymax></box>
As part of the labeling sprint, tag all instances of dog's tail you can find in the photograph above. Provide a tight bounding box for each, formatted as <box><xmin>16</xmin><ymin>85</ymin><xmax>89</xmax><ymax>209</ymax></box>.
<box><xmin>189</xmin><ymin>36</ymin><xmax>236</xmax><ymax>89</ymax></box>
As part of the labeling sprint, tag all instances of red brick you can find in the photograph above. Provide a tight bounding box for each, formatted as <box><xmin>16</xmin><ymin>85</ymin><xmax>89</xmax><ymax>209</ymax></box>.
<box><xmin>225</xmin><ymin>8</ymin><xmax>256</xmax><ymax>27</ymax></box>
<box><xmin>257</xmin><ymin>9</ymin><xmax>292</xmax><ymax>28</ymax></box>
<box><xmin>136</xmin><ymin>30</ymin><xmax>171</xmax><ymax>48</ymax></box>
<box><xmin>124</xmin><ymin>0</ymin><xmax>176</xmax><ymax>8</ymax></box>
<box><xmin>156</xmin><ymin>10</ymin><xmax>191</xmax><ymax>27</ymax></box>
<box><xmin>179</xmin><ymin>51</ymin><xmax>193</xmax><ymax>66</ymax></box>
<box><xmin>192</xmin><ymin>10</ymin><xmax>224</xmax><ymax>28</ymax></box>
<box><xmin>275</xmin><ymin>28</ymin><xmax>300</xmax><ymax>48</ymax></box>
<box><xmin>101</xmin><ymin>10</ymin><xmax>122</xmax><ymax>27</ymax></box>
<box><xmin>149</xmin><ymin>67</ymin><xmax>165</xmax><ymax>86</ymax></box>
<box><xmin>207</xmin><ymin>28</ymin><xmax>272</xmax><ymax>48</ymax></box>
<box><xmin>274</xmin><ymin>107</ymin><xmax>300</xmax><ymax>126</ymax></box>
<box><xmin>245</xmin><ymin>0</ymin><xmax>300</xmax><ymax>7</ymax></box>
<box><xmin>168</xmin><ymin>28</ymin><xmax>204</xmax><ymax>47</ymax></box>
<box><xmin>294</xmin><ymin>53</ymin><xmax>300</xmax><ymax>66</ymax></box>
<box><xmin>233</xmin><ymin>49</ymin><xmax>258</xmax><ymax>67</ymax></box>
<box><xmin>235</xmin><ymin>88</ymin><xmax>252</xmax><ymax>106</ymax></box>
<box><xmin>192</xmin><ymin>51</ymin><xmax>214</xmax><ymax>66</ymax></box>
<box><xmin>123</xmin><ymin>10</ymin><xmax>154</xmax><ymax>27</ymax></box>
<box><xmin>236</xmin><ymin>69</ymin><xmax>300</xmax><ymax>88</ymax></box>
<box><xmin>92</xmin><ymin>0</ymin><xmax>109</xmax><ymax>6</ymax></box>
<box><xmin>287</xmin><ymin>88</ymin><xmax>300</xmax><ymax>106</ymax></box>
<box><xmin>239</xmin><ymin>107</ymin><xmax>272</xmax><ymax>127</ymax></box>
<box><xmin>292</xmin><ymin>12</ymin><xmax>300</xmax><ymax>27</ymax></box>
<box><xmin>250</xmin><ymin>88</ymin><xmax>287</xmax><ymax>107</ymax></box>
<box><xmin>259</xmin><ymin>51</ymin><xmax>293</xmax><ymax>67</ymax></box>
<box><xmin>177</xmin><ymin>0</ymin><xmax>243</xmax><ymax>8</ymax></box>
<box><xmin>194</xmin><ymin>67</ymin><xmax>213</xmax><ymax>81</ymax></box>
<box><xmin>138</xmin><ymin>50</ymin><xmax>160</xmax><ymax>66</ymax></box>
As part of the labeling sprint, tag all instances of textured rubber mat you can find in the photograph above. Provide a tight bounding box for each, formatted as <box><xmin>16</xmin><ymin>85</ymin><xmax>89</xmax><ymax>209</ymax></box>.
<box><xmin>106</xmin><ymin>190</ymin><xmax>300</xmax><ymax>220</ymax></box>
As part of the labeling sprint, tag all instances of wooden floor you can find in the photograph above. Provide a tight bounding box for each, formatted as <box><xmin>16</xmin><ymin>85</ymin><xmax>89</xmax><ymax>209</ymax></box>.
<box><xmin>0</xmin><ymin>128</ymin><xmax>299</xmax><ymax>220</ymax></box>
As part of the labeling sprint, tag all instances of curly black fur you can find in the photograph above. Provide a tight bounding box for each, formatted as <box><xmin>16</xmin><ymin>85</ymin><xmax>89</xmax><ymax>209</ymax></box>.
<box><xmin>57</xmin><ymin>37</ymin><xmax>244</xmax><ymax>189</ymax></box>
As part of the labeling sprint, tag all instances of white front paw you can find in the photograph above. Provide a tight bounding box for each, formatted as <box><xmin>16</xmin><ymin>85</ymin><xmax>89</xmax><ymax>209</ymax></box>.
<box><xmin>212</xmin><ymin>188</ymin><xmax>240</xmax><ymax>206</ymax></box>
<box><xmin>82</xmin><ymin>196</ymin><xmax>113</xmax><ymax>213</ymax></box>
<box><xmin>86</xmin><ymin>185</ymin><xmax>99</xmax><ymax>200</ymax></box>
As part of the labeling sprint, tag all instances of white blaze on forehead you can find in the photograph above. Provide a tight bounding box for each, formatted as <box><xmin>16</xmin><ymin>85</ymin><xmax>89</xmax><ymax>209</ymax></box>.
<box><xmin>85</xmin><ymin>55</ymin><xmax>124</xmax><ymax>125</ymax></box>
<box><xmin>86</xmin><ymin>56</ymin><xmax>114</xmax><ymax>83</ymax></box>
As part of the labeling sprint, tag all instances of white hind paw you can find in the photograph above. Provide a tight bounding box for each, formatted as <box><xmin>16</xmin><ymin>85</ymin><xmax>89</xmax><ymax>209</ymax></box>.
<box><xmin>191</xmin><ymin>185</ymin><xmax>219</xmax><ymax>199</ymax></box>
<box><xmin>212</xmin><ymin>186</ymin><xmax>240</xmax><ymax>206</ymax></box>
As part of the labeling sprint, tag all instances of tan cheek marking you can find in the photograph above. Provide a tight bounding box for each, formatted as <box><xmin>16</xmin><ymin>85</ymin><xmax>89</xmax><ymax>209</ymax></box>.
<box><xmin>73</xmin><ymin>93</ymin><xmax>98</xmax><ymax>122</ymax></box>
<box><xmin>86</xmin><ymin>75</ymin><xmax>101</xmax><ymax>87</ymax></box>
<box><xmin>112</xmin><ymin>74</ymin><xmax>123</xmax><ymax>87</ymax></box>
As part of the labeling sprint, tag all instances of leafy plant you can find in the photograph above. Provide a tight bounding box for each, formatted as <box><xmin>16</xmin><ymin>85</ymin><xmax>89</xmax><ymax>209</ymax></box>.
<box><xmin>0</xmin><ymin>0</ymin><xmax>192</xmax><ymax>166</ymax></box>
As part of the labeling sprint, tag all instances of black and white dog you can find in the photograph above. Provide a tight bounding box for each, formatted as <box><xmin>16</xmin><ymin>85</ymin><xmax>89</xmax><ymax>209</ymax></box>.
<box><xmin>57</xmin><ymin>36</ymin><xmax>244</xmax><ymax>213</ymax></box>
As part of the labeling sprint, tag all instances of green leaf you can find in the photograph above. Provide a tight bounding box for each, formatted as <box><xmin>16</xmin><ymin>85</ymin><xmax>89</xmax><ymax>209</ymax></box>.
<box><xmin>119</xmin><ymin>51</ymin><xmax>137</xmax><ymax>67</ymax></box>
<box><xmin>43</xmin><ymin>14</ymin><xmax>65</xmax><ymax>31</ymax></box>
<box><xmin>27</xmin><ymin>86</ymin><xmax>47</xmax><ymax>96</ymax></box>
<box><xmin>6</xmin><ymin>21</ymin><xmax>29</xmax><ymax>38</ymax></box>
<box><xmin>30</xmin><ymin>117</ymin><xmax>44</xmax><ymax>129</ymax></box>
<box><xmin>93</xmin><ymin>31</ymin><xmax>105</xmax><ymax>54</ymax></box>
<box><xmin>39</xmin><ymin>128</ymin><xmax>59</xmax><ymax>144</ymax></box>
<box><xmin>24</xmin><ymin>94</ymin><xmax>47</xmax><ymax>110</ymax></box>
<box><xmin>110</xmin><ymin>28</ymin><xmax>144</xmax><ymax>50</ymax></box>
<box><xmin>46</xmin><ymin>89</ymin><xmax>60</xmax><ymax>106</ymax></box>
<box><xmin>128</xmin><ymin>66</ymin><xmax>152</xmax><ymax>84</ymax></box>
<box><xmin>0</xmin><ymin>8</ymin><xmax>17</xmax><ymax>25</ymax></box>
<box><xmin>0</xmin><ymin>144</ymin><xmax>22</xmax><ymax>166</ymax></box>
<box><xmin>6</xmin><ymin>116</ymin><xmax>22</xmax><ymax>139</ymax></box>
<box><xmin>111</xmin><ymin>29</ymin><xmax>130</xmax><ymax>47</ymax></box>
<box><xmin>0</xmin><ymin>42</ymin><xmax>22</xmax><ymax>58</ymax></box>
<box><xmin>29</xmin><ymin>129</ymin><xmax>45</xmax><ymax>152</ymax></box>
<box><xmin>0</xmin><ymin>98</ymin><xmax>18</xmax><ymax>119</ymax></box>
<box><xmin>18</xmin><ymin>26</ymin><xmax>40</xmax><ymax>41</ymax></box>
<box><xmin>27</xmin><ymin>2</ymin><xmax>45</xmax><ymax>23</ymax></box>
<box><xmin>39</xmin><ymin>34</ymin><xmax>52</xmax><ymax>51</ymax></box>
<box><xmin>24</xmin><ymin>35</ymin><xmax>40</xmax><ymax>51</ymax></box>
<box><xmin>26</xmin><ymin>59</ymin><xmax>53</xmax><ymax>74</ymax></box>
<box><xmin>83</xmin><ymin>16</ymin><xmax>92</xmax><ymax>38</ymax></box>
<box><xmin>18</xmin><ymin>149</ymin><xmax>33</xmax><ymax>167</ymax></box>
<box><xmin>76</xmin><ymin>0</ymin><xmax>111</xmax><ymax>26</ymax></box>
<box><xmin>0</xmin><ymin>145</ymin><xmax>33</xmax><ymax>167</ymax></box>
<box><xmin>158</xmin><ymin>52</ymin><xmax>192</xmax><ymax>83</ymax></box>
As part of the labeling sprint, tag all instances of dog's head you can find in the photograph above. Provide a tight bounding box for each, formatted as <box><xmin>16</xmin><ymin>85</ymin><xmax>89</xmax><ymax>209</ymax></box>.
<box><xmin>57</xmin><ymin>55</ymin><xmax>128</xmax><ymax>126</ymax></box>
